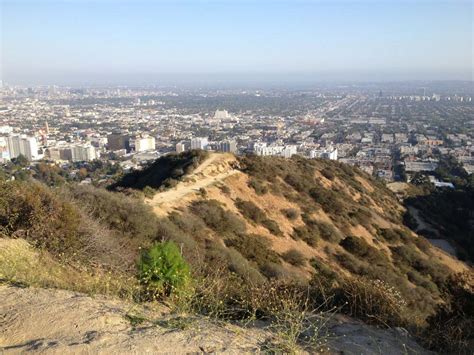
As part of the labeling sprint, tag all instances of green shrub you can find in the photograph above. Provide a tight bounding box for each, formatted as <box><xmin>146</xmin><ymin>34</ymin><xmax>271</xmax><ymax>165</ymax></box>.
<box><xmin>138</xmin><ymin>241</ymin><xmax>191</xmax><ymax>298</ymax></box>
<box><xmin>282</xmin><ymin>249</ymin><xmax>306</xmax><ymax>266</ymax></box>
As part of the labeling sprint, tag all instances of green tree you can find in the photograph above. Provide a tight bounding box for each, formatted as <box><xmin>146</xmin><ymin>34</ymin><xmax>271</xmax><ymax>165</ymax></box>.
<box><xmin>138</xmin><ymin>241</ymin><xmax>191</xmax><ymax>298</ymax></box>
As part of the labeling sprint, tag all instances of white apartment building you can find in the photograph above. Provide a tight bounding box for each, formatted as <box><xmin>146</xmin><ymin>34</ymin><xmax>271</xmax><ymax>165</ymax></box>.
<box><xmin>219</xmin><ymin>140</ymin><xmax>237</xmax><ymax>153</ymax></box>
<box><xmin>134</xmin><ymin>136</ymin><xmax>156</xmax><ymax>152</ymax></box>
<box><xmin>254</xmin><ymin>142</ymin><xmax>297</xmax><ymax>158</ymax></box>
<box><xmin>71</xmin><ymin>144</ymin><xmax>98</xmax><ymax>162</ymax></box>
<box><xmin>281</xmin><ymin>145</ymin><xmax>298</xmax><ymax>158</ymax></box>
<box><xmin>175</xmin><ymin>142</ymin><xmax>186</xmax><ymax>153</ymax></box>
<box><xmin>6</xmin><ymin>134</ymin><xmax>39</xmax><ymax>161</ymax></box>
<box><xmin>191</xmin><ymin>137</ymin><xmax>208</xmax><ymax>150</ymax></box>
<box><xmin>310</xmin><ymin>147</ymin><xmax>338</xmax><ymax>160</ymax></box>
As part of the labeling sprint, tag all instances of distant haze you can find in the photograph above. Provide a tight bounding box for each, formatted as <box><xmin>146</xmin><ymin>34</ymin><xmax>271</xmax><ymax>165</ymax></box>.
<box><xmin>1</xmin><ymin>0</ymin><xmax>472</xmax><ymax>85</ymax></box>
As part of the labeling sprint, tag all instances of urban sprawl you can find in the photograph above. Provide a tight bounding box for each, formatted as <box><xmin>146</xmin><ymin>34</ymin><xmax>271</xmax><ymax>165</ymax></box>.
<box><xmin>1</xmin><ymin>83</ymin><xmax>473</xmax><ymax>187</ymax></box>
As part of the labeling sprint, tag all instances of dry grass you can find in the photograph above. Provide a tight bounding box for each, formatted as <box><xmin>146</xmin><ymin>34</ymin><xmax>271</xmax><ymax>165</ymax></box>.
<box><xmin>0</xmin><ymin>238</ymin><xmax>140</xmax><ymax>300</ymax></box>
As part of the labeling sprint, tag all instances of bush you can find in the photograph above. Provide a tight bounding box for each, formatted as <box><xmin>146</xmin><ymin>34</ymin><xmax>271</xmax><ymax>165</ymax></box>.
<box><xmin>281</xmin><ymin>208</ymin><xmax>299</xmax><ymax>220</ymax></box>
<box><xmin>190</xmin><ymin>199</ymin><xmax>246</xmax><ymax>235</ymax></box>
<box><xmin>335</xmin><ymin>277</ymin><xmax>409</xmax><ymax>327</ymax></box>
<box><xmin>262</xmin><ymin>218</ymin><xmax>283</xmax><ymax>236</ymax></box>
<box><xmin>291</xmin><ymin>226</ymin><xmax>318</xmax><ymax>247</ymax></box>
<box><xmin>235</xmin><ymin>198</ymin><xmax>267</xmax><ymax>224</ymax></box>
<box><xmin>309</xmin><ymin>186</ymin><xmax>345</xmax><ymax>214</ymax></box>
<box><xmin>226</xmin><ymin>248</ymin><xmax>266</xmax><ymax>284</ymax></box>
<box><xmin>143</xmin><ymin>186</ymin><xmax>156</xmax><ymax>198</ymax></box>
<box><xmin>0</xmin><ymin>181</ymin><xmax>85</xmax><ymax>256</ymax></box>
<box><xmin>248</xmin><ymin>179</ymin><xmax>268</xmax><ymax>195</ymax></box>
<box><xmin>317</xmin><ymin>221</ymin><xmax>341</xmax><ymax>242</ymax></box>
<box><xmin>340</xmin><ymin>236</ymin><xmax>388</xmax><ymax>266</ymax></box>
<box><xmin>282</xmin><ymin>249</ymin><xmax>306</xmax><ymax>266</ymax></box>
<box><xmin>112</xmin><ymin>150</ymin><xmax>209</xmax><ymax>191</ymax></box>
<box><xmin>378</xmin><ymin>228</ymin><xmax>401</xmax><ymax>243</ymax></box>
<box><xmin>219</xmin><ymin>185</ymin><xmax>231</xmax><ymax>195</ymax></box>
<box><xmin>423</xmin><ymin>273</ymin><xmax>474</xmax><ymax>353</ymax></box>
<box><xmin>260</xmin><ymin>262</ymin><xmax>288</xmax><ymax>280</ymax></box>
<box><xmin>67</xmin><ymin>184</ymin><xmax>158</xmax><ymax>240</ymax></box>
<box><xmin>224</xmin><ymin>234</ymin><xmax>280</xmax><ymax>267</ymax></box>
<box><xmin>138</xmin><ymin>241</ymin><xmax>191</xmax><ymax>298</ymax></box>
<box><xmin>320</xmin><ymin>167</ymin><xmax>335</xmax><ymax>180</ymax></box>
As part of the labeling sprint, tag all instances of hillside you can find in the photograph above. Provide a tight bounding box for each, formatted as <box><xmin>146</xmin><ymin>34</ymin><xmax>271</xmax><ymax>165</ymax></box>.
<box><xmin>0</xmin><ymin>152</ymin><xmax>472</xmax><ymax>353</ymax></box>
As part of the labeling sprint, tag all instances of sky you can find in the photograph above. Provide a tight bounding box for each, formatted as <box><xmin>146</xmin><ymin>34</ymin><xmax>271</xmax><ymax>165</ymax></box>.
<box><xmin>1</xmin><ymin>0</ymin><xmax>472</xmax><ymax>85</ymax></box>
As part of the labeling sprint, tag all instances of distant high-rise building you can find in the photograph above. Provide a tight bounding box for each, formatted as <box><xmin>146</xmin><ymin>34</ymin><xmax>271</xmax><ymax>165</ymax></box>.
<box><xmin>219</xmin><ymin>140</ymin><xmax>237</xmax><ymax>153</ymax></box>
<box><xmin>6</xmin><ymin>134</ymin><xmax>39</xmax><ymax>161</ymax></box>
<box><xmin>71</xmin><ymin>144</ymin><xmax>98</xmax><ymax>162</ymax></box>
<box><xmin>191</xmin><ymin>137</ymin><xmax>208</xmax><ymax>150</ymax></box>
<box><xmin>107</xmin><ymin>134</ymin><xmax>130</xmax><ymax>151</ymax></box>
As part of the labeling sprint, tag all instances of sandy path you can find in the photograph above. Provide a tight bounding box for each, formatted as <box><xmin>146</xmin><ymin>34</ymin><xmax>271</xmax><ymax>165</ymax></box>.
<box><xmin>148</xmin><ymin>170</ymin><xmax>239</xmax><ymax>206</ymax></box>
<box><xmin>0</xmin><ymin>285</ymin><xmax>268</xmax><ymax>354</ymax></box>
<box><xmin>0</xmin><ymin>285</ymin><xmax>433</xmax><ymax>354</ymax></box>
<box><xmin>146</xmin><ymin>153</ymin><xmax>240</xmax><ymax>207</ymax></box>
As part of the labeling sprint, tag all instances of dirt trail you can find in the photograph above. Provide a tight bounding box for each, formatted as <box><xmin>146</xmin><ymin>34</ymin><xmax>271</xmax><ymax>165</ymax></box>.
<box><xmin>0</xmin><ymin>285</ymin><xmax>433</xmax><ymax>354</ymax></box>
<box><xmin>0</xmin><ymin>285</ymin><xmax>268</xmax><ymax>354</ymax></box>
<box><xmin>146</xmin><ymin>153</ymin><xmax>240</xmax><ymax>207</ymax></box>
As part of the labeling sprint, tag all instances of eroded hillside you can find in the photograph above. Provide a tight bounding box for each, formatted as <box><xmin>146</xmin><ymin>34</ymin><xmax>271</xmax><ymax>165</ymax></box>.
<box><xmin>1</xmin><ymin>152</ymin><xmax>472</xmax><ymax>353</ymax></box>
<box><xmin>141</xmin><ymin>153</ymin><xmax>469</xmax><ymax>324</ymax></box>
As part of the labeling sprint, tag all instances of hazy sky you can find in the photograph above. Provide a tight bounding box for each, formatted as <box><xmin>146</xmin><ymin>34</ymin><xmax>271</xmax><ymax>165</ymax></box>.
<box><xmin>1</xmin><ymin>0</ymin><xmax>472</xmax><ymax>85</ymax></box>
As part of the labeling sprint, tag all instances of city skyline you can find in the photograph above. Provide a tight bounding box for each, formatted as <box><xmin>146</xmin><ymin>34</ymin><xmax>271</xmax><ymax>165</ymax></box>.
<box><xmin>1</xmin><ymin>0</ymin><xmax>472</xmax><ymax>85</ymax></box>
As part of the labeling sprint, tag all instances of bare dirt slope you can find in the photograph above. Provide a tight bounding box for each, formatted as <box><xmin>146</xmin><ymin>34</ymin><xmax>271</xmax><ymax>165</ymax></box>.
<box><xmin>0</xmin><ymin>285</ymin><xmax>432</xmax><ymax>354</ymax></box>
<box><xmin>146</xmin><ymin>153</ymin><xmax>240</xmax><ymax>214</ymax></box>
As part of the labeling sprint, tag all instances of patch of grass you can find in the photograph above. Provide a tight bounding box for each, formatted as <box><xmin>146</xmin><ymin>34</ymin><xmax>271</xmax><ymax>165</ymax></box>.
<box><xmin>125</xmin><ymin>313</ymin><xmax>148</xmax><ymax>328</ymax></box>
